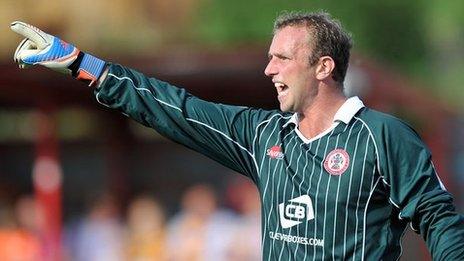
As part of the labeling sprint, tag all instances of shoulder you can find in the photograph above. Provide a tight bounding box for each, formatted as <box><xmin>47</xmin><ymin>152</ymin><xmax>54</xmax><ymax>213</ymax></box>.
<box><xmin>357</xmin><ymin>108</ymin><xmax>420</xmax><ymax>137</ymax></box>
<box><xmin>356</xmin><ymin>107</ymin><xmax>427</xmax><ymax>150</ymax></box>
<box><xmin>241</xmin><ymin>108</ymin><xmax>291</xmax><ymax>126</ymax></box>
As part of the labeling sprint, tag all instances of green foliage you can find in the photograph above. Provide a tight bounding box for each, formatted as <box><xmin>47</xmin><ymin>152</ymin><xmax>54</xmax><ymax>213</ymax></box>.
<box><xmin>194</xmin><ymin>0</ymin><xmax>428</xmax><ymax>69</ymax></box>
<box><xmin>190</xmin><ymin>0</ymin><xmax>464</xmax><ymax>110</ymax></box>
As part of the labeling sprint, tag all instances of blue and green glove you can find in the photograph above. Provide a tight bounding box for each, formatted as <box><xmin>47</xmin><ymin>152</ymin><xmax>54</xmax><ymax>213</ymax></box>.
<box><xmin>11</xmin><ymin>21</ymin><xmax>106</xmax><ymax>86</ymax></box>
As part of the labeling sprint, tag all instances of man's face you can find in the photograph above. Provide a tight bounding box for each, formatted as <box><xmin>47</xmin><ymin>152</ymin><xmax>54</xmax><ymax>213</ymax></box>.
<box><xmin>264</xmin><ymin>26</ymin><xmax>317</xmax><ymax>113</ymax></box>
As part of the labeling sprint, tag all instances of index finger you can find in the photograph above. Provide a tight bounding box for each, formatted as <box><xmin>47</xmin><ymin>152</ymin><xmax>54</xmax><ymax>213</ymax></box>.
<box><xmin>10</xmin><ymin>21</ymin><xmax>52</xmax><ymax>49</ymax></box>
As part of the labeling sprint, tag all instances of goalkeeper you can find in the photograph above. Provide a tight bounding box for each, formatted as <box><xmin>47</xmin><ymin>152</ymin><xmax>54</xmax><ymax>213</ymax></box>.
<box><xmin>10</xmin><ymin>11</ymin><xmax>464</xmax><ymax>260</ymax></box>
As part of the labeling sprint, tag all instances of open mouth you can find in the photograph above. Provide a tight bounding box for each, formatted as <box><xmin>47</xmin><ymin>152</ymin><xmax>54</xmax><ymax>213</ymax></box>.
<box><xmin>275</xmin><ymin>82</ymin><xmax>289</xmax><ymax>101</ymax></box>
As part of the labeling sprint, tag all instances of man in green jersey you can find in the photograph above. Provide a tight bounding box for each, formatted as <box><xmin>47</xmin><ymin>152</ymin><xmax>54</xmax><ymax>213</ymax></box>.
<box><xmin>10</xmin><ymin>11</ymin><xmax>464</xmax><ymax>260</ymax></box>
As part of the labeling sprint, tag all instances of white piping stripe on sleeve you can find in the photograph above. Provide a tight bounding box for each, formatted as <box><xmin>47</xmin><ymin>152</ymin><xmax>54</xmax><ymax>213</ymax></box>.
<box><xmin>107</xmin><ymin>73</ymin><xmax>182</xmax><ymax>112</ymax></box>
<box><xmin>382</xmin><ymin>179</ymin><xmax>391</xmax><ymax>187</ymax></box>
<box><xmin>389</xmin><ymin>198</ymin><xmax>401</xmax><ymax>209</ymax></box>
<box><xmin>361</xmin><ymin>165</ymin><xmax>379</xmax><ymax>261</ymax></box>
<box><xmin>354</xmin><ymin>117</ymin><xmax>403</xmax><ymax>211</ymax></box>
<box><xmin>186</xmin><ymin>118</ymin><xmax>253</xmax><ymax>157</ymax></box>
<box><xmin>361</xmin><ymin>176</ymin><xmax>381</xmax><ymax>261</ymax></box>
<box><xmin>105</xmin><ymin>72</ymin><xmax>255</xmax><ymax>163</ymax></box>
<box><xmin>396</xmin><ymin>225</ymin><xmax>409</xmax><ymax>261</ymax></box>
<box><xmin>431</xmin><ymin>161</ymin><xmax>447</xmax><ymax>191</ymax></box>
<box><xmin>409</xmin><ymin>222</ymin><xmax>419</xmax><ymax>232</ymax></box>
<box><xmin>95</xmin><ymin>92</ymin><xmax>111</xmax><ymax>108</ymax></box>
<box><xmin>108</xmin><ymin>73</ymin><xmax>135</xmax><ymax>84</ymax></box>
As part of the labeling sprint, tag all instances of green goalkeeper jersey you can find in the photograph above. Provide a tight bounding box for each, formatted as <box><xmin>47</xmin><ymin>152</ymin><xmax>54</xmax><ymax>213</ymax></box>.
<box><xmin>95</xmin><ymin>64</ymin><xmax>464</xmax><ymax>260</ymax></box>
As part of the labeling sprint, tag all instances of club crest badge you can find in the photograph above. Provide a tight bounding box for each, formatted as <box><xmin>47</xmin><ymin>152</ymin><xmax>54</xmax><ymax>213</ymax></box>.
<box><xmin>324</xmin><ymin>149</ymin><xmax>350</xmax><ymax>176</ymax></box>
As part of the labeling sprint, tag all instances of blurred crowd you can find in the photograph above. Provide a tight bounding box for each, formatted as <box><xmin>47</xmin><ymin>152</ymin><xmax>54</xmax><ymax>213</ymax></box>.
<box><xmin>0</xmin><ymin>178</ymin><xmax>261</xmax><ymax>261</ymax></box>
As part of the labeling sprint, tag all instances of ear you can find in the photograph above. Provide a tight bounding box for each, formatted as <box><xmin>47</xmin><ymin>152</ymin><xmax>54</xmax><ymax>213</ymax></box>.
<box><xmin>315</xmin><ymin>56</ymin><xmax>335</xmax><ymax>81</ymax></box>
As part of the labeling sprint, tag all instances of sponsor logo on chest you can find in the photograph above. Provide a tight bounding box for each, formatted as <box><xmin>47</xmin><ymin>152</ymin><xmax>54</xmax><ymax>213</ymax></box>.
<box><xmin>275</xmin><ymin>195</ymin><xmax>324</xmax><ymax>247</ymax></box>
<box><xmin>278</xmin><ymin>195</ymin><xmax>314</xmax><ymax>228</ymax></box>
<box><xmin>267</xmin><ymin>145</ymin><xmax>284</xmax><ymax>160</ymax></box>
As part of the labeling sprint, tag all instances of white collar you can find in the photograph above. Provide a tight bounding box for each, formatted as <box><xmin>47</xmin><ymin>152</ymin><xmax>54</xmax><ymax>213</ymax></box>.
<box><xmin>283</xmin><ymin>96</ymin><xmax>365</xmax><ymax>128</ymax></box>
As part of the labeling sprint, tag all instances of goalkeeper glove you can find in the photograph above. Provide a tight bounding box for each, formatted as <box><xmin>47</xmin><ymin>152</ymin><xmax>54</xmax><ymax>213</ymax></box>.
<box><xmin>11</xmin><ymin>21</ymin><xmax>106</xmax><ymax>86</ymax></box>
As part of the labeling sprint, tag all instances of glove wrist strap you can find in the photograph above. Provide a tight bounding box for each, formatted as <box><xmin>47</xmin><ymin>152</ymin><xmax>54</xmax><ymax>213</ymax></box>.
<box><xmin>69</xmin><ymin>52</ymin><xmax>106</xmax><ymax>87</ymax></box>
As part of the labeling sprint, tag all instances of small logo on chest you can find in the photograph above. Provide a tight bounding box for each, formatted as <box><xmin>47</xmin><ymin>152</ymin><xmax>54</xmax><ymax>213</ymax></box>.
<box><xmin>267</xmin><ymin>145</ymin><xmax>284</xmax><ymax>160</ymax></box>
<box><xmin>324</xmin><ymin>148</ymin><xmax>350</xmax><ymax>175</ymax></box>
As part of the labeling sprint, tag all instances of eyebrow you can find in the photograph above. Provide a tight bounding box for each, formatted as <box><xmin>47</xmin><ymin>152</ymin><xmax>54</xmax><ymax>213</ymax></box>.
<box><xmin>268</xmin><ymin>53</ymin><xmax>289</xmax><ymax>60</ymax></box>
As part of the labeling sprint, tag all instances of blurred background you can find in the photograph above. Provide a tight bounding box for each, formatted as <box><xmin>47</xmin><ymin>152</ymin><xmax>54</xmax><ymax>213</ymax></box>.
<box><xmin>0</xmin><ymin>0</ymin><xmax>463</xmax><ymax>260</ymax></box>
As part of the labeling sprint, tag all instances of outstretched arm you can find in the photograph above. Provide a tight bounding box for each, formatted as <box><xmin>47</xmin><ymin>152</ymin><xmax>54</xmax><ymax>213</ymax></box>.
<box><xmin>10</xmin><ymin>21</ymin><xmax>275</xmax><ymax>182</ymax></box>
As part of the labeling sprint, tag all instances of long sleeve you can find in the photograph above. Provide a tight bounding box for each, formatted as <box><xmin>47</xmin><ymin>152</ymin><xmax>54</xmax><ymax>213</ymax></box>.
<box><xmin>94</xmin><ymin>63</ymin><xmax>277</xmax><ymax>183</ymax></box>
<box><xmin>377</xmin><ymin>115</ymin><xmax>464</xmax><ymax>260</ymax></box>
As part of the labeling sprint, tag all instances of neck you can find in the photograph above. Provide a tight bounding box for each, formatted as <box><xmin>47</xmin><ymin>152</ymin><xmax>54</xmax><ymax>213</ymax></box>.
<box><xmin>297</xmin><ymin>85</ymin><xmax>346</xmax><ymax>139</ymax></box>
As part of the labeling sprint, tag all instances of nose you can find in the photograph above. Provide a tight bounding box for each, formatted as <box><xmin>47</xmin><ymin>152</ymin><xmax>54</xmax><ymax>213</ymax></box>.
<box><xmin>264</xmin><ymin>58</ymin><xmax>277</xmax><ymax>77</ymax></box>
